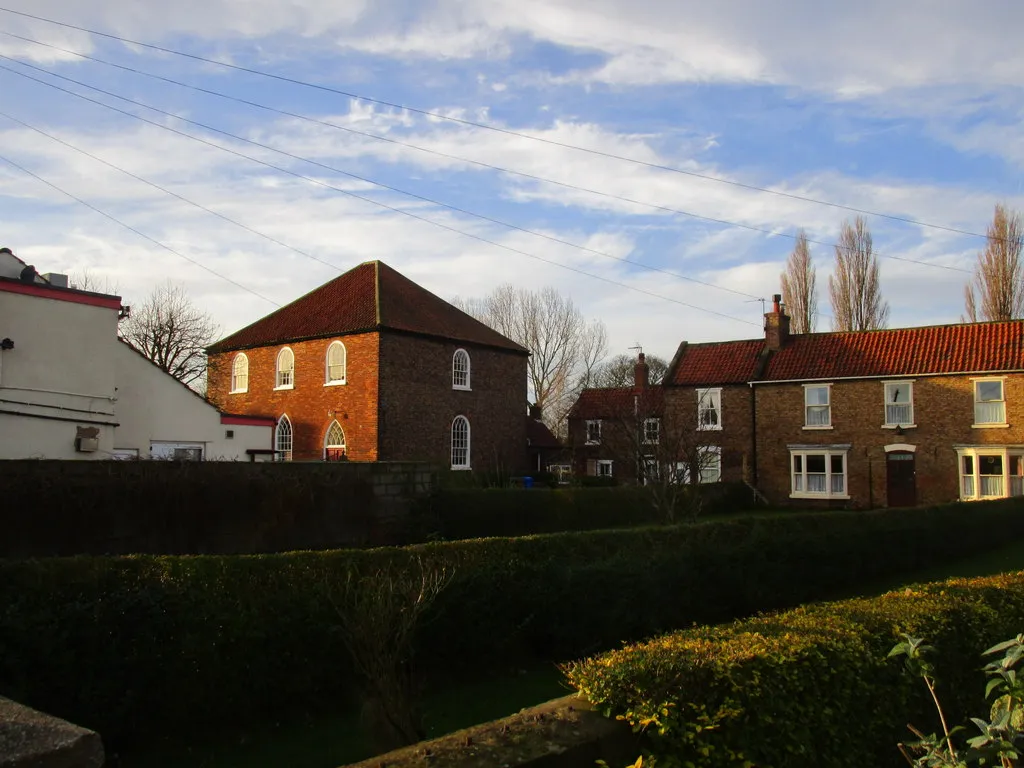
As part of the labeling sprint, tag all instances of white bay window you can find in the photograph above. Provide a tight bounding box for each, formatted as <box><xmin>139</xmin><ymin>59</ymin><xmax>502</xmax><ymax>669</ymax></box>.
<box><xmin>957</xmin><ymin>447</ymin><xmax>1024</xmax><ymax>501</ymax></box>
<box><xmin>790</xmin><ymin>446</ymin><xmax>849</xmax><ymax>499</ymax></box>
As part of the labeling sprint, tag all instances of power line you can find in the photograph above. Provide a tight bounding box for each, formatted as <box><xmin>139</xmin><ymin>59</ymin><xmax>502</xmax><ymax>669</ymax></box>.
<box><xmin>0</xmin><ymin>64</ymin><xmax>759</xmax><ymax>326</ymax></box>
<box><xmin>0</xmin><ymin>31</ymin><xmax>975</xmax><ymax>279</ymax></box>
<box><xmin>0</xmin><ymin>110</ymin><xmax>348</xmax><ymax>274</ymax></box>
<box><xmin>0</xmin><ymin>55</ymin><xmax>767</xmax><ymax>299</ymax></box>
<box><xmin>0</xmin><ymin>151</ymin><xmax>279</xmax><ymax>305</ymax></box>
<box><xmin>0</xmin><ymin>6</ymin><xmax>998</xmax><ymax>243</ymax></box>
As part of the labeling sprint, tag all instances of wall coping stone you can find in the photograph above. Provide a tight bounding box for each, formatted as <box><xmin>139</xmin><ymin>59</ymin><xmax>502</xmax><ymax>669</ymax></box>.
<box><xmin>342</xmin><ymin>694</ymin><xmax>639</xmax><ymax>768</ymax></box>
<box><xmin>0</xmin><ymin>697</ymin><xmax>104</xmax><ymax>768</ymax></box>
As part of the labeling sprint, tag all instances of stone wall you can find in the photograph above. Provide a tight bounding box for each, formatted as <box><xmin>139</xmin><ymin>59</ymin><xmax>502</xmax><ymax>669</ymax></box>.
<box><xmin>0</xmin><ymin>696</ymin><xmax>104</xmax><ymax>768</ymax></box>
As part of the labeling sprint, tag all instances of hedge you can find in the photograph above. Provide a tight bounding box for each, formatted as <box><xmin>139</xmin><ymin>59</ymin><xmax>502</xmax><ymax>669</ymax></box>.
<box><xmin>414</xmin><ymin>482</ymin><xmax>763</xmax><ymax>540</ymax></box>
<box><xmin>565</xmin><ymin>571</ymin><xmax>1024</xmax><ymax>768</ymax></box>
<box><xmin>2</xmin><ymin>498</ymin><xmax>1024</xmax><ymax>751</ymax></box>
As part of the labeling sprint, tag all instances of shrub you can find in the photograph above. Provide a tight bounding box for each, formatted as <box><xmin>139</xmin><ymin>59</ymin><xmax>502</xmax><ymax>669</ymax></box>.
<box><xmin>565</xmin><ymin>572</ymin><xmax>1024</xmax><ymax>768</ymax></box>
<box><xmin>2</xmin><ymin>498</ymin><xmax>1024</xmax><ymax>751</ymax></box>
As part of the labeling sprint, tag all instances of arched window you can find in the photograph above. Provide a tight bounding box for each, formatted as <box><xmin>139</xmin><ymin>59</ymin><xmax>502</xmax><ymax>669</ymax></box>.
<box><xmin>230</xmin><ymin>353</ymin><xmax>248</xmax><ymax>393</ymax></box>
<box><xmin>452</xmin><ymin>349</ymin><xmax>470</xmax><ymax>390</ymax></box>
<box><xmin>325</xmin><ymin>341</ymin><xmax>347</xmax><ymax>385</ymax></box>
<box><xmin>275</xmin><ymin>415</ymin><xmax>293</xmax><ymax>461</ymax></box>
<box><xmin>324</xmin><ymin>420</ymin><xmax>346</xmax><ymax>461</ymax></box>
<box><xmin>276</xmin><ymin>347</ymin><xmax>294</xmax><ymax>389</ymax></box>
<box><xmin>451</xmin><ymin>415</ymin><xmax>470</xmax><ymax>470</ymax></box>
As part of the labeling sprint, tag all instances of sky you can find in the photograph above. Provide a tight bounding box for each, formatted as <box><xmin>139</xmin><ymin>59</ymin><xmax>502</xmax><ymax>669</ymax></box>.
<box><xmin>0</xmin><ymin>0</ymin><xmax>1022</xmax><ymax>363</ymax></box>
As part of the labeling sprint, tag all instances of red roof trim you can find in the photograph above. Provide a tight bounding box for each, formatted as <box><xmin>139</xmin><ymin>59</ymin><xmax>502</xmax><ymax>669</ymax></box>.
<box><xmin>221</xmin><ymin>414</ymin><xmax>277</xmax><ymax>426</ymax></box>
<box><xmin>0</xmin><ymin>279</ymin><xmax>122</xmax><ymax>309</ymax></box>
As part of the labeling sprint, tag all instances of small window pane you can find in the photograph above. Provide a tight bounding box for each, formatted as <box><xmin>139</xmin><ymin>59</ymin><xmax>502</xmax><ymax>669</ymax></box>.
<box><xmin>793</xmin><ymin>455</ymin><xmax>802</xmax><ymax>472</ymax></box>
<box><xmin>327</xmin><ymin>343</ymin><xmax>346</xmax><ymax>383</ymax></box>
<box><xmin>977</xmin><ymin>381</ymin><xmax>1003</xmax><ymax>402</ymax></box>
<box><xmin>962</xmin><ymin>455</ymin><xmax>974</xmax><ymax>474</ymax></box>
<box><xmin>806</xmin><ymin>386</ymin><xmax>829</xmax><ymax>406</ymax></box>
<box><xmin>453</xmin><ymin>350</ymin><xmax>470</xmax><ymax>389</ymax></box>
<box><xmin>980</xmin><ymin>455</ymin><xmax>1003</xmax><ymax>476</ymax></box>
<box><xmin>830</xmin><ymin>454</ymin><xmax>843</xmax><ymax>473</ymax></box>
<box><xmin>451</xmin><ymin>416</ymin><xmax>470</xmax><ymax>468</ymax></box>
<box><xmin>807</xmin><ymin>454</ymin><xmax>826</xmax><ymax>473</ymax></box>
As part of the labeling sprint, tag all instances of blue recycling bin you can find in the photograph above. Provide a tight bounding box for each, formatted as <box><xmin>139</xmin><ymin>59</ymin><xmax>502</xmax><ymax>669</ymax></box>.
<box><xmin>523</xmin><ymin>476</ymin><xmax>534</xmax><ymax>488</ymax></box>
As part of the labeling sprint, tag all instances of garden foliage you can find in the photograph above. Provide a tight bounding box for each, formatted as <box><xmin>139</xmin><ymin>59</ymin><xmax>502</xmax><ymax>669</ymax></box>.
<box><xmin>566</xmin><ymin>572</ymin><xmax>1024</xmax><ymax>768</ymax></box>
<box><xmin>2</xmin><ymin>498</ymin><xmax>1024</xmax><ymax>750</ymax></box>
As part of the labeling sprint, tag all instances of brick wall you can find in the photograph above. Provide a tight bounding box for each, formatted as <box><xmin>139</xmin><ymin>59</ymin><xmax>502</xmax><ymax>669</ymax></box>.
<box><xmin>754</xmin><ymin>373</ymin><xmax>1024</xmax><ymax>508</ymax></box>
<box><xmin>663</xmin><ymin>384</ymin><xmax>754</xmax><ymax>484</ymax></box>
<box><xmin>377</xmin><ymin>332</ymin><xmax>528</xmax><ymax>472</ymax></box>
<box><xmin>207</xmin><ymin>332</ymin><xmax>380</xmax><ymax>461</ymax></box>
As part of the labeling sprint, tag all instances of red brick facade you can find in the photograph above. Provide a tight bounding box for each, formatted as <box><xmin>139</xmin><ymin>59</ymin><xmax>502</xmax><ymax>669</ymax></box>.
<box><xmin>567</xmin><ymin>295</ymin><xmax>1024</xmax><ymax>508</ymax></box>
<box><xmin>208</xmin><ymin>332</ymin><xmax>381</xmax><ymax>461</ymax></box>
<box><xmin>206</xmin><ymin>261</ymin><xmax>529</xmax><ymax>470</ymax></box>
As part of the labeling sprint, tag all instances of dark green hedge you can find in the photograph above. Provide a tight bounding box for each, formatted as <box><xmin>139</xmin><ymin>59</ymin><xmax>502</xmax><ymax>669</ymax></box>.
<box><xmin>2</xmin><ymin>498</ymin><xmax>1024</xmax><ymax>751</ymax></box>
<box><xmin>414</xmin><ymin>482</ymin><xmax>763</xmax><ymax>540</ymax></box>
<box><xmin>566</xmin><ymin>571</ymin><xmax>1024</xmax><ymax>768</ymax></box>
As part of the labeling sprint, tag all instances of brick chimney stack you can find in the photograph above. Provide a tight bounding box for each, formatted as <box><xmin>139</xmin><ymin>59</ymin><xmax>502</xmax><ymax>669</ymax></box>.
<box><xmin>634</xmin><ymin>352</ymin><xmax>649</xmax><ymax>390</ymax></box>
<box><xmin>764</xmin><ymin>293</ymin><xmax>791</xmax><ymax>351</ymax></box>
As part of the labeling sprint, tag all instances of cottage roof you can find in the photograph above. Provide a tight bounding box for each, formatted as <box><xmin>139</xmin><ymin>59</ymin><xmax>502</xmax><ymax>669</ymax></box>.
<box><xmin>526</xmin><ymin>416</ymin><xmax>561</xmax><ymax>448</ymax></box>
<box><xmin>567</xmin><ymin>386</ymin><xmax>665</xmax><ymax>420</ymax></box>
<box><xmin>208</xmin><ymin>261</ymin><xmax>527</xmax><ymax>354</ymax></box>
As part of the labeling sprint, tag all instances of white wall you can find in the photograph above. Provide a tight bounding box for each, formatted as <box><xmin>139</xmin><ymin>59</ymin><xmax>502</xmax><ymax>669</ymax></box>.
<box><xmin>0</xmin><ymin>412</ymin><xmax>114</xmax><ymax>459</ymax></box>
<box><xmin>112</xmin><ymin>341</ymin><xmax>272</xmax><ymax>460</ymax></box>
<box><xmin>0</xmin><ymin>288</ymin><xmax>120</xmax><ymax>460</ymax></box>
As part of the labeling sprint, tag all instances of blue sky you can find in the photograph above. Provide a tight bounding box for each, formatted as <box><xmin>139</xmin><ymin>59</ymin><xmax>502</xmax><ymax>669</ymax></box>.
<box><xmin>0</xmin><ymin>0</ymin><xmax>1022</xmax><ymax>362</ymax></box>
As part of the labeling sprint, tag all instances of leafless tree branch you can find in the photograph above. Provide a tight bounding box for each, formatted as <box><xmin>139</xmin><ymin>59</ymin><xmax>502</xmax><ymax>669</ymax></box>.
<box><xmin>828</xmin><ymin>216</ymin><xmax>889</xmax><ymax>331</ymax></box>
<box><xmin>963</xmin><ymin>204</ymin><xmax>1024</xmax><ymax>322</ymax></box>
<box><xmin>780</xmin><ymin>229</ymin><xmax>817</xmax><ymax>334</ymax></box>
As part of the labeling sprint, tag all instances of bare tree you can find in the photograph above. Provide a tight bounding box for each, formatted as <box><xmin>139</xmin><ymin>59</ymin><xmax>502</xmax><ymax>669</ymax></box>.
<box><xmin>327</xmin><ymin>558</ymin><xmax>452</xmax><ymax>752</ymax></box>
<box><xmin>453</xmin><ymin>285</ymin><xmax>608</xmax><ymax>432</ymax></box>
<box><xmin>779</xmin><ymin>229</ymin><xmax>817</xmax><ymax>334</ymax></box>
<box><xmin>964</xmin><ymin>204</ymin><xmax>1024</xmax><ymax>322</ymax></box>
<box><xmin>594</xmin><ymin>353</ymin><xmax>668</xmax><ymax>388</ymax></box>
<box><xmin>69</xmin><ymin>268</ymin><xmax>120</xmax><ymax>295</ymax></box>
<box><xmin>120</xmin><ymin>281</ymin><xmax>219</xmax><ymax>392</ymax></box>
<box><xmin>829</xmin><ymin>216</ymin><xmax>889</xmax><ymax>331</ymax></box>
<box><xmin>597</xmin><ymin>388</ymin><xmax>721</xmax><ymax>523</ymax></box>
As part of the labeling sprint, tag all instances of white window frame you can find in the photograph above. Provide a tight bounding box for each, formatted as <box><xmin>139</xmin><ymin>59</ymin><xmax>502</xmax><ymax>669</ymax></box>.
<box><xmin>882</xmin><ymin>380</ymin><xmax>915</xmax><ymax>428</ymax></box>
<box><xmin>972</xmin><ymin>377</ymin><xmax>1007</xmax><ymax>428</ymax></box>
<box><xmin>325</xmin><ymin>341</ymin><xmax>347</xmax><ymax>386</ymax></box>
<box><xmin>275</xmin><ymin>414</ymin><xmax>293</xmax><ymax>461</ymax></box>
<box><xmin>643</xmin><ymin>417</ymin><xmax>660</xmax><ymax>445</ymax></box>
<box><xmin>585</xmin><ymin>419</ymin><xmax>602</xmax><ymax>445</ymax></box>
<box><xmin>230</xmin><ymin>353</ymin><xmax>249</xmax><ymax>394</ymax></box>
<box><xmin>956</xmin><ymin>446</ymin><xmax>1024</xmax><ymax>501</ymax></box>
<box><xmin>324</xmin><ymin>419</ymin><xmax>346</xmax><ymax>460</ymax></box>
<box><xmin>698</xmin><ymin>445</ymin><xmax>722</xmax><ymax>484</ymax></box>
<box><xmin>789</xmin><ymin>446</ymin><xmax>849</xmax><ymax>499</ymax></box>
<box><xmin>451</xmin><ymin>415</ymin><xmax>471</xmax><ymax>470</ymax></box>
<box><xmin>803</xmin><ymin>384</ymin><xmax>833</xmax><ymax>429</ymax></box>
<box><xmin>696</xmin><ymin>388</ymin><xmax>722</xmax><ymax>431</ymax></box>
<box><xmin>275</xmin><ymin>347</ymin><xmax>295</xmax><ymax>390</ymax></box>
<box><xmin>452</xmin><ymin>349</ymin><xmax>471</xmax><ymax>391</ymax></box>
<box><xmin>596</xmin><ymin>459</ymin><xmax>613</xmax><ymax>478</ymax></box>
<box><xmin>548</xmin><ymin>464</ymin><xmax>572</xmax><ymax>485</ymax></box>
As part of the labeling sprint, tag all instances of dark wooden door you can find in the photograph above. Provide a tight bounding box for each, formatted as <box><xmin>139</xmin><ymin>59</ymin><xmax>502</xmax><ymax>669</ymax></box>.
<box><xmin>886</xmin><ymin>451</ymin><xmax>916</xmax><ymax>507</ymax></box>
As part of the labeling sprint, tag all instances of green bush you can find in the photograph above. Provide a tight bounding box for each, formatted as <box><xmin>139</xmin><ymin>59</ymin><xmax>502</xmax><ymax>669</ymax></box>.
<box><xmin>565</xmin><ymin>571</ymin><xmax>1024</xmax><ymax>768</ymax></box>
<box><xmin>3</xmin><ymin>498</ymin><xmax>1024</xmax><ymax>751</ymax></box>
<box><xmin>412</xmin><ymin>482</ymin><xmax>764</xmax><ymax>541</ymax></box>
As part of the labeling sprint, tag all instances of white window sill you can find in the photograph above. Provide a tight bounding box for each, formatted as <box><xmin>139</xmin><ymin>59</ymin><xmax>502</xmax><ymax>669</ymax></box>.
<box><xmin>453</xmin><ymin>385</ymin><xmax>472</xmax><ymax>391</ymax></box>
<box><xmin>585</xmin><ymin>441</ymin><xmax>601</xmax><ymax>446</ymax></box>
<box><xmin>882</xmin><ymin>424</ymin><xmax>917</xmax><ymax>429</ymax></box>
<box><xmin>972</xmin><ymin>423</ymin><xmax>1009</xmax><ymax>429</ymax></box>
<box><xmin>229</xmin><ymin>389</ymin><xmax>248</xmax><ymax>395</ymax></box>
<box><xmin>274</xmin><ymin>385</ymin><xmax>294</xmax><ymax>391</ymax></box>
<box><xmin>697</xmin><ymin>426</ymin><xmax>723</xmax><ymax>432</ymax></box>
<box><xmin>789</xmin><ymin>492</ymin><xmax>850</xmax><ymax>500</ymax></box>
<box><xmin>324</xmin><ymin>380</ymin><xmax>347</xmax><ymax>387</ymax></box>
<box><xmin>802</xmin><ymin>425</ymin><xmax>834</xmax><ymax>430</ymax></box>
<box><xmin>642</xmin><ymin>441</ymin><xmax>660</xmax><ymax>446</ymax></box>
<box><xmin>451</xmin><ymin>465</ymin><xmax>471</xmax><ymax>471</ymax></box>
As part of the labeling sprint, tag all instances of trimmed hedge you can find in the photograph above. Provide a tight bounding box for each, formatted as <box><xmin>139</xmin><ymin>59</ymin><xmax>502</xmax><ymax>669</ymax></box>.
<box><xmin>2</xmin><ymin>499</ymin><xmax>1024</xmax><ymax>750</ymax></box>
<box><xmin>565</xmin><ymin>572</ymin><xmax>1024</xmax><ymax>768</ymax></box>
<box><xmin>414</xmin><ymin>482</ymin><xmax>763</xmax><ymax>540</ymax></box>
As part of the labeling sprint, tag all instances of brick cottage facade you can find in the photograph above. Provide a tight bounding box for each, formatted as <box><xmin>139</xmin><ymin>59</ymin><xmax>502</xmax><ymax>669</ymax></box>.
<box><xmin>207</xmin><ymin>261</ymin><xmax>529</xmax><ymax>471</ymax></box>
<box><xmin>568</xmin><ymin>295</ymin><xmax>1024</xmax><ymax>509</ymax></box>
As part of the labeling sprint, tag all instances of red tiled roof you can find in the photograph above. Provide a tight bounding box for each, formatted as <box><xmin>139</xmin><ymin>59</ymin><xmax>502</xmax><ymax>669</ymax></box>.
<box><xmin>526</xmin><ymin>417</ymin><xmax>561</xmax><ymax>448</ymax></box>
<box><xmin>761</xmin><ymin>321</ymin><xmax>1024</xmax><ymax>381</ymax></box>
<box><xmin>668</xmin><ymin>338</ymin><xmax>766</xmax><ymax>386</ymax></box>
<box><xmin>568</xmin><ymin>386</ymin><xmax>665</xmax><ymax>420</ymax></box>
<box><xmin>209</xmin><ymin>261</ymin><xmax>527</xmax><ymax>354</ymax></box>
